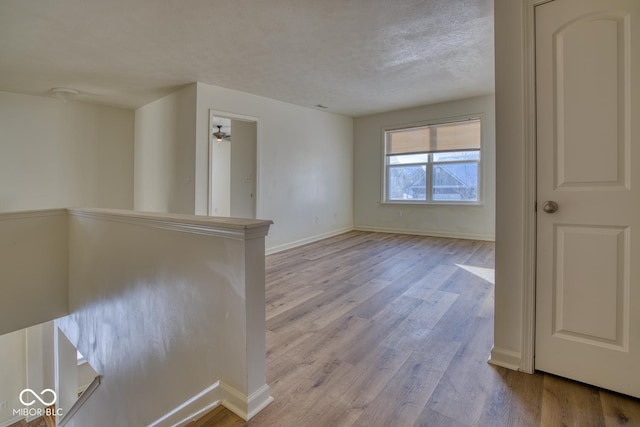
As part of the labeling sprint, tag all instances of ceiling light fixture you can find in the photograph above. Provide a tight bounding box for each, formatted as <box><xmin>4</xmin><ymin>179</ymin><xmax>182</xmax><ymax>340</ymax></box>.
<box><xmin>50</xmin><ymin>87</ymin><xmax>79</xmax><ymax>101</ymax></box>
<box><xmin>213</xmin><ymin>125</ymin><xmax>227</xmax><ymax>143</ymax></box>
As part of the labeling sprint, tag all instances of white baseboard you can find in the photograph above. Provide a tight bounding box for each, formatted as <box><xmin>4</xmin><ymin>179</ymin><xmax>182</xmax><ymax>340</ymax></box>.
<box><xmin>488</xmin><ymin>346</ymin><xmax>522</xmax><ymax>371</ymax></box>
<box><xmin>144</xmin><ymin>380</ymin><xmax>274</xmax><ymax>426</ymax></box>
<box><xmin>265</xmin><ymin>224</ymin><xmax>493</xmax><ymax>255</ymax></box>
<box><xmin>354</xmin><ymin>225</ymin><xmax>495</xmax><ymax>242</ymax></box>
<box><xmin>220</xmin><ymin>382</ymin><xmax>273</xmax><ymax>421</ymax></box>
<box><xmin>246</xmin><ymin>384</ymin><xmax>274</xmax><ymax>420</ymax></box>
<box><xmin>266</xmin><ymin>226</ymin><xmax>353</xmax><ymax>255</ymax></box>
<box><xmin>147</xmin><ymin>382</ymin><xmax>221</xmax><ymax>427</ymax></box>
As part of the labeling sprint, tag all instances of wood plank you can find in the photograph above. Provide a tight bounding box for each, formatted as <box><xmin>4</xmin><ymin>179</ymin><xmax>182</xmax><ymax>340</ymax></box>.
<box><xmin>266</xmin><ymin>281</ymin><xmax>360</xmax><ymax>332</ymax></box>
<box><xmin>265</xmin><ymin>284</ymin><xmax>323</xmax><ymax>320</ymax></box>
<box><xmin>265</xmin><ymin>326</ymin><xmax>311</xmax><ymax>361</ymax></box>
<box><xmin>402</xmin><ymin>264</ymin><xmax>459</xmax><ymax>300</ymax></box>
<box><xmin>415</xmin><ymin>408</ymin><xmax>471</xmax><ymax>427</ymax></box>
<box><xmin>342</xmin><ymin>295</ymin><xmax>424</xmax><ymax>364</ymax></box>
<box><xmin>267</xmin><ymin>313</ymin><xmax>369</xmax><ymax>383</ymax></box>
<box><xmin>326</xmin><ymin>344</ymin><xmax>414</xmax><ymax>409</ymax></box>
<box><xmin>540</xmin><ymin>374</ymin><xmax>606</xmax><ymax>427</ymax></box>
<box><xmin>601</xmin><ymin>390</ymin><xmax>640</xmax><ymax>427</ymax></box>
<box><xmin>352</xmin><ymin>335</ymin><xmax>461</xmax><ymax>427</ymax></box>
<box><xmin>429</xmin><ymin>271</ymin><xmax>492</xmax><ymax>343</ymax></box>
<box><xmin>187</xmin><ymin>405</ymin><xmax>246</xmax><ymax>427</ymax></box>
<box><xmin>308</xmin><ymin>278</ymin><xmax>391</xmax><ymax>330</ymax></box>
<box><xmin>424</xmin><ymin>315</ymin><xmax>498</xmax><ymax>426</ymax></box>
<box><xmin>476</xmin><ymin>367</ymin><xmax>544</xmax><ymax>427</ymax></box>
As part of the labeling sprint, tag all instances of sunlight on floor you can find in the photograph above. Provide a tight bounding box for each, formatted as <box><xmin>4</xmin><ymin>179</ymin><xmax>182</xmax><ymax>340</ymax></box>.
<box><xmin>455</xmin><ymin>264</ymin><xmax>495</xmax><ymax>284</ymax></box>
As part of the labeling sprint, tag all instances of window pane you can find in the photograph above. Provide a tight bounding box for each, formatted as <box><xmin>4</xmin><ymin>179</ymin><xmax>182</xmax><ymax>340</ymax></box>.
<box><xmin>432</xmin><ymin>162</ymin><xmax>478</xmax><ymax>201</ymax></box>
<box><xmin>388</xmin><ymin>153</ymin><xmax>429</xmax><ymax>165</ymax></box>
<box><xmin>388</xmin><ymin>166</ymin><xmax>426</xmax><ymax>200</ymax></box>
<box><xmin>433</xmin><ymin>150</ymin><xmax>480</xmax><ymax>162</ymax></box>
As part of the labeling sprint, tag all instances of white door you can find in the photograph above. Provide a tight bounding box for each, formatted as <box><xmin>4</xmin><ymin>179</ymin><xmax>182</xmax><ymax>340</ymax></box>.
<box><xmin>535</xmin><ymin>0</ymin><xmax>640</xmax><ymax>397</ymax></box>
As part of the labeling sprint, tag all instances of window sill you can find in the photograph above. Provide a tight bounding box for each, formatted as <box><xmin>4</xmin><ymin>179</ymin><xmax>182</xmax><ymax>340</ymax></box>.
<box><xmin>381</xmin><ymin>200</ymin><xmax>484</xmax><ymax>207</ymax></box>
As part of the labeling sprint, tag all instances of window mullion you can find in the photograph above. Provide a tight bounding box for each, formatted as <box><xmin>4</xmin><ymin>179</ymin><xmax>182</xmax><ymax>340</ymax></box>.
<box><xmin>426</xmin><ymin>153</ymin><xmax>433</xmax><ymax>202</ymax></box>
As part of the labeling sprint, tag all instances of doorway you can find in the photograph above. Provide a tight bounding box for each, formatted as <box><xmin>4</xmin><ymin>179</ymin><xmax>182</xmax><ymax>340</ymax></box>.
<box><xmin>209</xmin><ymin>110</ymin><xmax>258</xmax><ymax>219</ymax></box>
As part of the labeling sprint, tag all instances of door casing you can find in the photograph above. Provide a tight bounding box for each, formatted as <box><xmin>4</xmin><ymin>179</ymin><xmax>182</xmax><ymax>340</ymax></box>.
<box><xmin>208</xmin><ymin>109</ymin><xmax>261</xmax><ymax>219</ymax></box>
<box><xmin>518</xmin><ymin>0</ymin><xmax>553</xmax><ymax>374</ymax></box>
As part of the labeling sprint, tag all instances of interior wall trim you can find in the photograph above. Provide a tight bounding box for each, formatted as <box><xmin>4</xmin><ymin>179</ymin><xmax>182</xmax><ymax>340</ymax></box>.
<box><xmin>354</xmin><ymin>225</ymin><xmax>495</xmax><ymax>242</ymax></box>
<box><xmin>219</xmin><ymin>382</ymin><xmax>273</xmax><ymax>421</ymax></box>
<box><xmin>147</xmin><ymin>381</ymin><xmax>221</xmax><ymax>427</ymax></box>
<box><xmin>488</xmin><ymin>346</ymin><xmax>523</xmax><ymax>371</ymax></box>
<box><xmin>520</xmin><ymin>0</ymin><xmax>555</xmax><ymax>375</ymax></box>
<box><xmin>266</xmin><ymin>226</ymin><xmax>354</xmax><ymax>255</ymax></box>
<box><xmin>68</xmin><ymin>208</ymin><xmax>272</xmax><ymax>241</ymax></box>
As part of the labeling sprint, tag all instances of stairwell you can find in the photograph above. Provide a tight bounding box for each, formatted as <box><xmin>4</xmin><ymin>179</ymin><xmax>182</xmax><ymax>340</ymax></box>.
<box><xmin>0</xmin><ymin>208</ymin><xmax>273</xmax><ymax>427</ymax></box>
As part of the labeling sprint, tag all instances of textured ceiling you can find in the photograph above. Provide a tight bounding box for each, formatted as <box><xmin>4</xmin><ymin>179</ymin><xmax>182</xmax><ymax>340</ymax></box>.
<box><xmin>0</xmin><ymin>0</ymin><xmax>494</xmax><ymax>117</ymax></box>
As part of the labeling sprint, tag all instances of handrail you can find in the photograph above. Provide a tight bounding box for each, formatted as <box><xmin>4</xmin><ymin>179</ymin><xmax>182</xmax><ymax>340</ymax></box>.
<box><xmin>57</xmin><ymin>375</ymin><xmax>102</xmax><ymax>427</ymax></box>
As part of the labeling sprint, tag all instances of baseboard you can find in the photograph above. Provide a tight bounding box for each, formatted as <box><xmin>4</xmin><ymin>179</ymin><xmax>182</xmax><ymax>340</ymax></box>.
<box><xmin>146</xmin><ymin>382</ymin><xmax>221</xmax><ymax>427</ymax></box>
<box><xmin>265</xmin><ymin>225</ymin><xmax>493</xmax><ymax>255</ymax></box>
<box><xmin>266</xmin><ymin>226</ymin><xmax>353</xmax><ymax>255</ymax></box>
<box><xmin>220</xmin><ymin>382</ymin><xmax>273</xmax><ymax>421</ymax></box>
<box><xmin>488</xmin><ymin>346</ymin><xmax>522</xmax><ymax>371</ymax></box>
<box><xmin>246</xmin><ymin>384</ymin><xmax>274</xmax><ymax>420</ymax></box>
<box><xmin>354</xmin><ymin>225</ymin><xmax>495</xmax><ymax>242</ymax></box>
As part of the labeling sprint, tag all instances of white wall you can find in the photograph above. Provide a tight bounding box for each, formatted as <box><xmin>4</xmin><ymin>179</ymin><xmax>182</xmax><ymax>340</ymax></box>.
<box><xmin>134</xmin><ymin>82</ymin><xmax>353</xmax><ymax>251</ymax></box>
<box><xmin>353</xmin><ymin>95</ymin><xmax>495</xmax><ymax>241</ymax></box>
<box><xmin>134</xmin><ymin>84</ymin><xmax>197</xmax><ymax>214</ymax></box>
<box><xmin>0</xmin><ymin>210</ymin><xmax>69</xmax><ymax>337</ymax></box>
<box><xmin>194</xmin><ymin>82</ymin><xmax>354</xmax><ymax>252</ymax></box>
<box><xmin>0</xmin><ymin>91</ymin><xmax>134</xmax><ymax>212</ymax></box>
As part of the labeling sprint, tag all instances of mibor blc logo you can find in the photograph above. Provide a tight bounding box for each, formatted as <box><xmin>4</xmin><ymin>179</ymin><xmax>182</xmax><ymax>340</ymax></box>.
<box><xmin>13</xmin><ymin>388</ymin><xmax>63</xmax><ymax>418</ymax></box>
<box><xmin>19</xmin><ymin>389</ymin><xmax>57</xmax><ymax>406</ymax></box>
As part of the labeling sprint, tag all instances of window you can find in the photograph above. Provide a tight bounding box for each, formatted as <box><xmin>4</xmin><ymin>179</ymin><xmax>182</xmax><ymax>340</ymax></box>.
<box><xmin>383</xmin><ymin>118</ymin><xmax>481</xmax><ymax>204</ymax></box>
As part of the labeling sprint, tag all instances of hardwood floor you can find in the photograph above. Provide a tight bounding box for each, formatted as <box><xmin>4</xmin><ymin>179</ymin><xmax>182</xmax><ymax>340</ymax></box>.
<box><xmin>8</xmin><ymin>413</ymin><xmax>54</xmax><ymax>427</ymax></box>
<box><xmin>190</xmin><ymin>231</ymin><xmax>640</xmax><ymax>426</ymax></box>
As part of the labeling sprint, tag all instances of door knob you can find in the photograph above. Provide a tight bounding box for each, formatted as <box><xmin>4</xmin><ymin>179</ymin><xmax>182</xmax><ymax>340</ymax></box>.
<box><xmin>542</xmin><ymin>201</ymin><xmax>559</xmax><ymax>213</ymax></box>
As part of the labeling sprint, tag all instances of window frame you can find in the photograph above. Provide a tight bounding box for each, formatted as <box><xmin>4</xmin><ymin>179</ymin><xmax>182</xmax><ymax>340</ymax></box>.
<box><xmin>381</xmin><ymin>115</ymin><xmax>483</xmax><ymax>205</ymax></box>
